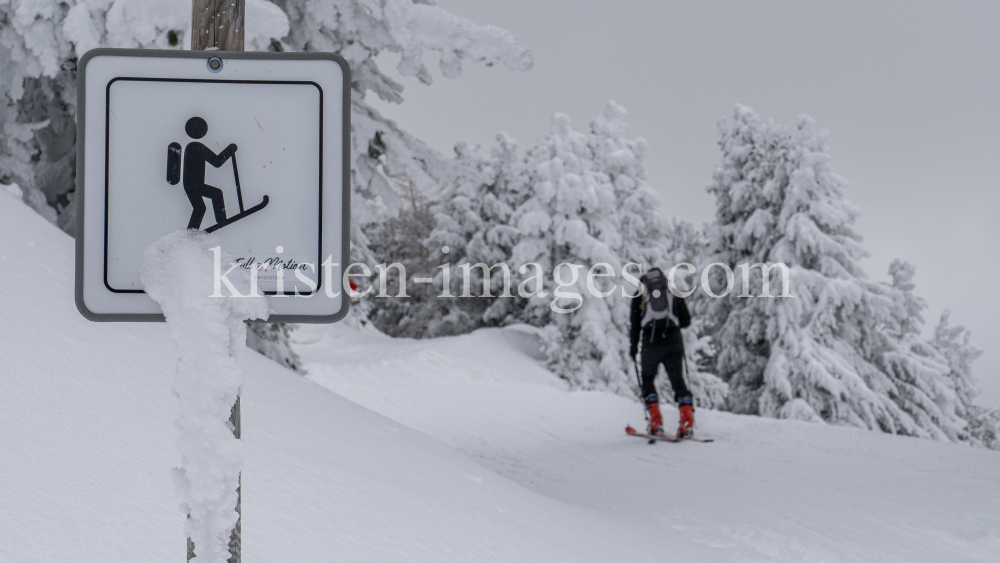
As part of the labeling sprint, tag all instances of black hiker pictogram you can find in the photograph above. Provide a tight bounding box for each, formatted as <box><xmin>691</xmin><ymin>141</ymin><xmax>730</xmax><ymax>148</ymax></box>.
<box><xmin>166</xmin><ymin>116</ymin><xmax>269</xmax><ymax>232</ymax></box>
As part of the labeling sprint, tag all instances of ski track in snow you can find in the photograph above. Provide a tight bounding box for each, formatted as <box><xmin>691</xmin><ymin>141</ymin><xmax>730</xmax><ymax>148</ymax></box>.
<box><xmin>297</xmin><ymin>320</ymin><xmax>1000</xmax><ymax>563</ymax></box>
<box><xmin>2</xmin><ymin>186</ymin><xmax>999</xmax><ymax>562</ymax></box>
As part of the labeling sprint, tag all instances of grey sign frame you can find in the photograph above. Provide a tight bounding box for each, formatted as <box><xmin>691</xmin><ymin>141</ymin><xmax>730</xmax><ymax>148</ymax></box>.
<box><xmin>75</xmin><ymin>48</ymin><xmax>351</xmax><ymax>323</ymax></box>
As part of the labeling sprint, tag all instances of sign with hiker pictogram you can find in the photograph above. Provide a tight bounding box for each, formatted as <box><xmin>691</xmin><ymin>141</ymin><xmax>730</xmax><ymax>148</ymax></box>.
<box><xmin>75</xmin><ymin>49</ymin><xmax>350</xmax><ymax>322</ymax></box>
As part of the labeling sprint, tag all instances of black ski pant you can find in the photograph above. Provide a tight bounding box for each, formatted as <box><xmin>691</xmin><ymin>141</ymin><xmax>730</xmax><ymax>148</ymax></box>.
<box><xmin>185</xmin><ymin>185</ymin><xmax>227</xmax><ymax>230</ymax></box>
<box><xmin>640</xmin><ymin>341</ymin><xmax>691</xmax><ymax>403</ymax></box>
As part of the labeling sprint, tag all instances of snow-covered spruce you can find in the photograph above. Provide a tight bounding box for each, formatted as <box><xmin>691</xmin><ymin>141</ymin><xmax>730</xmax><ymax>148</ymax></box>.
<box><xmin>395</xmin><ymin>134</ymin><xmax>525</xmax><ymax>337</ymax></box>
<box><xmin>140</xmin><ymin>230</ymin><xmax>268</xmax><ymax>563</ymax></box>
<box><xmin>505</xmin><ymin>103</ymin><xmax>723</xmax><ymax>402</ymax></box>
<box><xmin>930</xmin><ymin>309</ymin><xmax>1000</xmax><ymax>448</ymax></box>
<box><xmin>700</xmin><ymin>105</ymin><xmax>981</xmax><ymax>442</ymax></box>
<box><xmin>366</xmin><ymin>101</ymin><xmax>723</xmax><ymax>405</ymax></box>
<box><xmin>509</xmin><ymin>110</ymin><xmax>632</xmax><ymax>393</ymax></box>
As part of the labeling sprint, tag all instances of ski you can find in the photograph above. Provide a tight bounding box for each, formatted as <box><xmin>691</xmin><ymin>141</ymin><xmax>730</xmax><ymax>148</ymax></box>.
<box><xmin>205</xmin><ymin>196</ymin><xmax>269</xmax><ymax>233</ymax></box>
<box><xmin>625</xmin><ymin>425</ymin><xmax>713</xmax><ymax>443</ymax></box>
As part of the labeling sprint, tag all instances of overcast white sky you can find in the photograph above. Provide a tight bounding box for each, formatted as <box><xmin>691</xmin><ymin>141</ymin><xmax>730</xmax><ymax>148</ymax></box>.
<box><xmin>368</xmin><ymin>0</ymin><xmax>1000</xmax><ymax>406</ymax></box>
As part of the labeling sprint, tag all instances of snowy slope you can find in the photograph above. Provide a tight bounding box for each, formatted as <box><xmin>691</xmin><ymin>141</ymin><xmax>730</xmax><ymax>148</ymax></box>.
<box><xmin>0</xmin><ymin>188</ymin><xmax>692</xmax><ymax>562</ymax></box>
<box><xmin>3</xmin><ymin>183</ymin><xmax>999</xmax><ymax>562</ymax></box>
<box><xmin>297</xmin><ymin>323</ymin><xmax>1000</xmax><ymax>563</ymax></box>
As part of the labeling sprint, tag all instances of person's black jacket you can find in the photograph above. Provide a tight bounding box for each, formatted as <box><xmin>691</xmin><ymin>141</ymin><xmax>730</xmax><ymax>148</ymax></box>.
<box><xmin>629</xmin><ymin>293</ymin><xmax>690</xmax><ymax>357</ymax></box>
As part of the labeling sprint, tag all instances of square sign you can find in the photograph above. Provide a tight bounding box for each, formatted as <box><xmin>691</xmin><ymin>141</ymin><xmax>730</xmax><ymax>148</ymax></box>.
<box><xmin>75</xmin><ymin>49</ymin><xmax>350</xmax><ymax>322</ymax></box>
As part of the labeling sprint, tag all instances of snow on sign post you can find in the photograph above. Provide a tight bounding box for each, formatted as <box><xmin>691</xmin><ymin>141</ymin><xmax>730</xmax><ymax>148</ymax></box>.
<box><xmin>73</xmin><ymin>48</ymin><xmax>349</xmax><ymax>563</ymax></box>
<box><xmin>75</xmin><ymin>49</ymin><xmax>350</xmax><ymax>322</ymax></box>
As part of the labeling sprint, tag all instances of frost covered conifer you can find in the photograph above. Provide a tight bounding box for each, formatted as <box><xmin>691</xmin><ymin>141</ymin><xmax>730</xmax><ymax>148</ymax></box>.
<box><xmin>509</xmin><ymin>111</ymin><xmax>626</xmax><ymax>390</ymax></box>
<box><xmin>588</xmin><ymin>104</ymin><xmax>728</xmax><ymax>405</ymax></box>
<box><xmin>878</xmin><ymin>261</ymin><xmax>974</xmax><ymax>441</ymax></box>
<box><xmin>590</xmin><ymin>101</ymin><xmax>667</xmax><ymax>271</ymax></box>
<box><xmin>930</xmin><ymin>309</ymin><xmax>981</xmax><ymax>412</ymax></box>
<box><xmin>508</xmin><ymin>103</ymin><xmax>687</xmax><ymax>395</ymax></box>
<box><xmin>703</xmin><ymin>105</ymin><xmax>981</xmax><ymax>441</ymax></box>
<box><xmin>365</xmin><ymin>181</ymin><xmax>438</xmax><ymax>336</ymax></box>
<box><xmin>929</xmin><ymin>310</ymin><xmax>998</xmax><ymax>449</ymax></box>
<box><xmin>408</xmin><ymin>134</ymin><xmax>525</xmax><ymax>336</ymax></box>
<box><xmin>364</xmin><ymin>130</ymin><xmax>525</xmax><ymax>341</ymax></box>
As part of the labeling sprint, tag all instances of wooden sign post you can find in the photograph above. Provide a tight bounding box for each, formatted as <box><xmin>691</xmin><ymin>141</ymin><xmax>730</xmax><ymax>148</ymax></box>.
<box><xmin>75</xmin><ymin>5</ymin><xmax>349</xmax><ymax>562</ymax></box>
<box><xmin>192</xmin><ymin>0</ymin><xmax>245</xmax><ymax>52</ymax></box>
<box><xmin>191</xmin><ymin>5</ymin><xmax>244</xmax><ymax>562</ymax></box>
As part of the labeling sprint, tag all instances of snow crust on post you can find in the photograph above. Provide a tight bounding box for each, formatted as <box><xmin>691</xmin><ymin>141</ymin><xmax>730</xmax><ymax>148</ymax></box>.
<box><xmin>140</xmin><ymin>230</ymin><xmax>268</xmax><ymax>563</ymax></box>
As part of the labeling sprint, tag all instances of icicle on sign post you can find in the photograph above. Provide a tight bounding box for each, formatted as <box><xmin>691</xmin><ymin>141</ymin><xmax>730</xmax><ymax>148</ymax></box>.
<box><xmin>73</xmin><ymin>2</ymin><xmax>350</xmax><ymax>561</ymax></box>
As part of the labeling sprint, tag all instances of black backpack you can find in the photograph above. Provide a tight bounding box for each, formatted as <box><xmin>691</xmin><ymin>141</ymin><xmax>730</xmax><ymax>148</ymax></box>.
<box><xmin>640</xmin><ymin>268</ymin><xmax>679</xmax><ymax>327</ymax></box>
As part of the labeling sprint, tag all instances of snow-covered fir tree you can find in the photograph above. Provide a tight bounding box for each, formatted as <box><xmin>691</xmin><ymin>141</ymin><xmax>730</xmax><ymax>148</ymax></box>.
<box><xmin>506</xmin><ymin>103</ymin><xmax>708</xmax><ymax>398</ymax></box>
<box><xmin>590</xmin><ymin>101</ymin><xmax>666</xmax><ymax>271</ymax></box>
<box><xmin>657</xmin><ymin>220</ymin><xmax>729</xmax><ymax>408</ymax></box>
<box><xmin>402</xmin><ymin>134</ymin><xmax>525</xmax><ymax>336</ymax></box>
<box><xmin>508</xmin><ymin>111</ymin><xmax>629</xmax><ymax>391</ymax></box>
<box><xmin>929</xmin><ymin>309</ymin><xmax>980</xmax><ymax>417</ymax></box>
<box><xmin>587</xmin><ymin>101</ymin><xmax>728</xmax><ymax>405</ymax></box>
<box><xmin>364</xmin><ymin>179</ymin><xmax>438</xmax><ymax>337</ymax></box>
<box><xmin>876</xmin><ymin>261</ymin><xmax>974</xmax><ymax>441</ymax></box>
<box><xmin>702</xmin><ymin>105</ymin><xmax>980</xmax><ymax>441</ymax></box>
<box><xmin>929</xmin><ymin>309</ymin><xmax>998</xmax><ymax>449</ymax></box>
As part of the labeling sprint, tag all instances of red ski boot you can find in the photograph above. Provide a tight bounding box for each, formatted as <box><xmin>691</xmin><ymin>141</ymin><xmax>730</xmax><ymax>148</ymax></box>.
<box><xmin>645</xmin><ymin>395</ymin><xmax>665</xmax><ymax>436</ymax></box>
<box><xmin>677</xmin><ymin>398</ymin><xmax>695</xmax><ymax>439</ymax></box>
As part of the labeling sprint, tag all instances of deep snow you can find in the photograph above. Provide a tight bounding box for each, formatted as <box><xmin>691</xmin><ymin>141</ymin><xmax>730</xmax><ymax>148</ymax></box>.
<box><xmin>296</xmin><ymin>322</ymin><xmax>1000</xmax><ymax>562</ymax></box>
<box><xmin>1</xmin><ymin>185</ymin><xmax>998</xmax><ymax>562</ymax></box>
<box><xmin>0</xmin><ymin>187</ymin><xmax>675</xmax><ymax>562</ymax></box>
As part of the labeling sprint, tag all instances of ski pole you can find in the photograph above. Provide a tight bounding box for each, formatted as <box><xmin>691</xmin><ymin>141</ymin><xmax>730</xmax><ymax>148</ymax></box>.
<box><xmin>632</xmin><ymin>355</ymin><xmax>642</xmax><ymax>395</ymax></box>
<box><xmin>682</xmin><ymin>354</ymin><xmax>693</xmax><ymax>390</ymax></box>
<box><xmin>232</xmin><ymin>153</ymin><xmax>245</xmax><ymax>213</ymax></box>
<box><xmin>632</xmin><ymin>354</ymin><xmax>649</xmax><ymax>424</ymax></box>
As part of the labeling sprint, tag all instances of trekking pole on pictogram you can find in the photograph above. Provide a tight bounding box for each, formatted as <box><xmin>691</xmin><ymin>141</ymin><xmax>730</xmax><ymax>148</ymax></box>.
<box><xmin>232</xmin><ymin>153</ymin><xmax>245</xmax><ymax>213</ymax></box>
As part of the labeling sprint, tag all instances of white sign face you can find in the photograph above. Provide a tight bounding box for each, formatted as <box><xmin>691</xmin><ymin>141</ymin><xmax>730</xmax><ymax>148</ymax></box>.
<box><xmin>75</xmin><ymin>50</ymin><xmax>350</xmax><ymax>322</ymax></box>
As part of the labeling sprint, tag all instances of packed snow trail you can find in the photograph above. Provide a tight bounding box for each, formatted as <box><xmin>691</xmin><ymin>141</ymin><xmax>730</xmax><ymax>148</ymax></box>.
<box><xmin>0</xmin><ymin>187</ymin><xmax>692</xmax><ymax>562</ymax></box>
<box><xmin>298</xmin><ymin>322</ymin><xmax>1000</xmax><ymax>563</ymax></box>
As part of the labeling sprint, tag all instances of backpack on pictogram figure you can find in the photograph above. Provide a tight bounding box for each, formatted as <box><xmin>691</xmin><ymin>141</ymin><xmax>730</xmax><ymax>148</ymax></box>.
<box><xmin>166</xmin><ymin>142</ymin><xmax>182</xmax><ymax>185</ymax></box>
